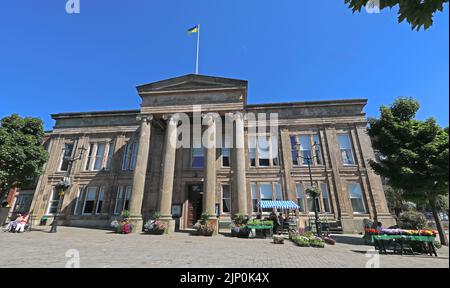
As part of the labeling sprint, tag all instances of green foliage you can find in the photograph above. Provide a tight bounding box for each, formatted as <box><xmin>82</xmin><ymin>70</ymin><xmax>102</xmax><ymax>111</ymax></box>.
<box><xmin>247</xmin><ymin>219</ymin><xmax>273</xmax><ymax>227</ymax></box>
<box><xmin>305</xmin><ymin>186</ymin><xmax>321</xmax><ymax>198</ymax></box>
<box><xmin>398</xmin><ymin>211</ymin><xmax>427</xmax><ymax>229</ymax></box>
<box><xmin>368</xmin><ymin>97</ymin><xmax>449</xmax><ymax>201</ymax></box>
<box><xmin>344</xmin><ymin>0</ymin><xmax>449</xmax><ymax>31</ymax></box>
<box><xmin>152</xmin><ymin>211</ymin><xmax>161</xmax><ymax>220</ymax></box>
<box><xmin>291</xmin><ymin>236</ymin><xmax>310</xmax><ymax>247</ymax></box>
<box><xmin>232</xmin><ymin>213</ymin><xmax>248</xmax><ymax>225</ymax></box>
<box><xmin>121</xmin><ymin>210</ymin><xmax>130</xmax><ymax>219</ymax></box>
<box><xmin>200</xmin><ymin>213</ymin><xmax>211</xmax><ymax>225</ymax></box>
<box><xmin>0</xmin><ymin>114</ymin><xmax>48</xmax><ymax>200</ymax></box>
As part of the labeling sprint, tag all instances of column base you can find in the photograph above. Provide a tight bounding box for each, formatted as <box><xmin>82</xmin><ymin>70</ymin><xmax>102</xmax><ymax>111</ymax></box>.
<box><xmin>128</xmin><ymin>216</ymin><xmax>143</xmax><ymax>234</ymax></box>
<box><xmin>160</xmin><ymin>217</ymin><xmax>175</xmax><ymax>234</ymax></box>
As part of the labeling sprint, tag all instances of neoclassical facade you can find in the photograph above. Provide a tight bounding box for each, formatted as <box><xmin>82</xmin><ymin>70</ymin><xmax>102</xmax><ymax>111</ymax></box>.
<box><xmin>29</xmin><ymin>74</ymin><xmax>395</xmax><ymax>233</ymax></box>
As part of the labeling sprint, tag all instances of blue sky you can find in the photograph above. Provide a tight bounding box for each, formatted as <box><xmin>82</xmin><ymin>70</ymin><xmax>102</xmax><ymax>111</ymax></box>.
<box><xmin>0</xmin><ymin>0</ymin><xmax>448</xmax><ymax>130</ymax></box>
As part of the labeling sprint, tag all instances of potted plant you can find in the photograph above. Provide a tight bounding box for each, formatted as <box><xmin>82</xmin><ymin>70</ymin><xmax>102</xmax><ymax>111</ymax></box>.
<box><xmin>230</xmin><ymin>214</ymin><xmax>249</xmax><ymax>238</ymax></box>
<box><xmin>192</xmin><ymin>213</ymin><xmax>216</xmax><ymax>236</ymax></box>
<box><xmin>110</xmin><ymin>210</ymin><xmax>133</xmax><ymax>234</ymax></box>
<box><xmin>144</xmin><ymin>212</ymin><xmax>167</xmax><ymax>235</ymax></box>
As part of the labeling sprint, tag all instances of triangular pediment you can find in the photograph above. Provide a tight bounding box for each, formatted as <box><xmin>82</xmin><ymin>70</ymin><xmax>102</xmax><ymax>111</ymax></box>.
<box><xmin>137</xmin><ymin>74</ymin><xmax>247</xmax><ymax>93</ymax></box>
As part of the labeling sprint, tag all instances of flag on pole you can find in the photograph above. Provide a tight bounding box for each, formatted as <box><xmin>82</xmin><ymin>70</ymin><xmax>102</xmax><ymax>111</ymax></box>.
<box><xmin>187</xmin><ymin>25</ymin><xmax>199</xmax><ymax>35</ymax></box>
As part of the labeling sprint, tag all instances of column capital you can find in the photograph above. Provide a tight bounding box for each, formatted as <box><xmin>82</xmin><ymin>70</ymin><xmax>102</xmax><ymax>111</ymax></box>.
<box><xmin>162</xmin><ymin>113</ymin><xmax>181</xmax><ymax>124</ymax></box>
<box><xmin>226</xmin><ymin>111</ymin><xmax>246</xmax><ymax>121</ymax></box>
<box><xmin>202</xmin><ymin>112</ymin><xmax>220</xmax><ymax>125</ymax></box>
<box><xmin>136</xmin><ymin>114</ymin><xmax>153</xmax><ymax>123</ymax></box>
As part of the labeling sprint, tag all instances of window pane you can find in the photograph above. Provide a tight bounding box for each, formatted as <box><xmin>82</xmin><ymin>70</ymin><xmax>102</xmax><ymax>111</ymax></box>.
<box><xmin>94</xmin><ymin>143</ymin><xmax>106</xmax><ymax>171</ymax></box>
<box><xmin>295</xmin><ymin>184</ymin><xmax>305</xmax><ymax>212</ymax></box>
<box><xmin>251</xmin><ymin>183</ymin><xmax>258</xmax><ymax>212</ymax></box>
<box><xmin>96</xmin><ymin>188</ymin><xmax>104</xmax><ymax>214</ymax></box>
<box><xmin>313</xmin><ymin>134</ymin><xmax>323</xmax><ymax>165</ymax></box>
<box><xmin>191</xmin><ymin>148</ymin><xmax>204</xmax><ymax>168</ymax></box>
<box><xmin>222</xmin><ymin>148</ymin><xmax>230</xmax><ymax>167</ymax></box>
<box><xmin>260</xmin><ymin>184</ymin><xmax>273</xmax><ymax>200</ymax></box>
<box><xmin>222</xmin><ymin>185</ymin><xmax>231</xmax><ymax>213</ymax></box>
<box><xmin>347</xmin><ymin>183</ymin><xmax>366</xmax><ymax>213</ymax></box>
<box><xmin>60</xmin><ymin>143</ymin><xmax>74</xmax><ymax>171</ymax></box>
<box><xmin>124</xmin><ymin>186</ymin><xmax>132</xmax><ymax>211</ymax></box>
<box><xmin>105</xmin><ymin>141</ymin><xmax>115</xmax><ymax>170</ymax></box>
<box><xmin>299</xmin><ymin>135</ymin><xmax>312</xmax><ymax>165</ymax></box>
<box><xmin>130</xmin><ymin>142</ymin><xmax>139</xmax><ymax>170</ymax></box>
<box><xmin>291</xmin><ymin>136</ymin><xmax>299</xmax><ymax>166</ymax></box>
<box><xmin>275</xmin><ymin>183</ymin><xmax>283</xmax><ymax>200</ymax></box>
<box><xmin>83</xmin><ymin>187</ymin><xmax>97</xmax><ymax>214</ymax></box>
<box><xmin>122</xmin><ymin>143</ymin><xmax>132</xmax><ymax>170</ymax></box>
<box><xmin>48</xmin><ymin>189</ymin><xmax>61</xmax><ymax>214</ymax></box>
<box><xmin>258</xmin><ymin>136</ymin><xmax>270</xmax><ymax>166</ymax></box>
<box><xmin>114</xmin><ymin>187</ymin><xmax>124</xmax><ymax>215</ymax></box>
<box><xmin>271</xmin><ymin>134</ymin><xmax>279</xmax><ymax>166</ymax></box>
<box><xmin>85</xmin><ymin>143</ymin><xmax>94</xmax><ymax>171</ymax></box>
<box><xmin>338</xmin><ymin>134</ymin><xmax>354</xmax><ymax>165</ymax></box>
<box><xmin>320</xmin><ymin>183</ymin><xmax>331</xmax><ymax>213</ymax></box>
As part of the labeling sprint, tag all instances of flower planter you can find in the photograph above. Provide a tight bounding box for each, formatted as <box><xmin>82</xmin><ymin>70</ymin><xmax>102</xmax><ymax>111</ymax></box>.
<box><xmin>146</xmin><ymin>228</ymin><xmax>166</xmax><ymax>235</ymax></box>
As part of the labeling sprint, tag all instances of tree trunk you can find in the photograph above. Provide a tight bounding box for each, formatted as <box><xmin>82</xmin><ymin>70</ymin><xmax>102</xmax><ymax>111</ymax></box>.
<box><xmin>427</xmin><ymin>193</ymin><xmax>448</xmax><ymax>246</ymax></box>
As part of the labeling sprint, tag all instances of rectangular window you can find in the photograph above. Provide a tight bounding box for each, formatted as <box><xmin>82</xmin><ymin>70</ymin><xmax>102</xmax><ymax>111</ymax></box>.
<box><xmin>96</xmin><ymin>187</ymin><xmax>105</xmax><ymax>215</ymax></box>
<box><xmin>222</xmin><ymin>148</ymin><xmax>231</xmax><ymax>167</ymax></box>
<box><xmin>47</xmin><ymin>189</ymin><xmax>61</xmax><ymax>215</ymax></box>
<box><xmin>93</xmin><ymin>143</ymin><xmax>106</xmax><ymax>171</ymax></box>
<box><xmin>130</xmin><ymin>142</ymin><xmax>139</xmax><ymax>171</ymax></box>
<box><xmin>291</xmin><ymin>136</ymin><xmax>299</xmax><ymax>166</ymax></box>
<box><xmin>299</xmin><ymin>135</ymin><xmax>312</xmax><ymax>165</ymax></box>
<box><xmin>338</xmin><ymin>134</ymin><xmax>355</xmax><ymax>165</ymax></box>
<box><xmin>191</xmin><ymin>148</ymin><xmax>204</xmax><ymax>168</ymax></box>
<box><xmin>85</xmin><ymin>143</ymin><xmax>95</xmax><ymax>171</ymax></box>
<box><xmin>124</xmin><ymin>186</ymin><xmax>132</xmax><ymax>210</ymax></box>
<box><xmin>259</xmin><ymin>183</ymin><xmax>273</xmax><ymax>212</ymax></box>
<box><xmin>122</xmin><ymin>141</ymin><xmax>139</xmax><ymax>171</ymax></box>
<box><xmin>295</xmin><ymin>184</ymin><xmax>305</xmax><ymax>212</ymax></box>
<box><xmin>258</xmin><ymin>136</ymin><xmax>271</xmax><ymax>167</ymax></box>
<box><xmin>121</xmin><ymin>142</ymin><xmax>132</xmax><ymax>170</ymax></box>
<box><xmin>313</xmin><ymin>134</ymin><xmax>323</xmax><ymax>165</ymax></box>
<box><xmin>60</xmin><ymin>143</ymin><xmax>74</xmax><ymax>171</ymax></box>
<box><xmin>83</xmin><ymin>187</ymin><xmax>97</xmax><ymax>215</ymax></box>
<box><xmin>320</xmin><ymin>183</ymin><xmax>332</xmax><ymax>213</ymax></box>
<box><xmin>249</xmin><ymin>134</ymin><xmax>279</xmax><ymax>167</ymax></box>
<box><xmin>347</xmin><ymin>183</ymin><xmax>366</xmax><ymax>214</ymax></box>
<box><xmin>275</xmin><ymin>183</ymin><xmax>283</xmax><ymax>200</ymax></box>
<box><xmin>114</xmin><ymin>187</ymin><xmax>124</xmax><ymax>215</ymax></box>
<box><xmin>105</xmin><ymin>141</ymin><xmax>115</xmax><ymax>170</ymax></box>
<box><xmin>251</xmin><ymin>183</ymin><xmax>258</xmax><ymax>212</ymax></box>
<box><xmin>222</xmin><ymin>185</ymin><xmax>231</xmax><ymax>213</ymax></box>
<box><xmin>73</xmin><ymin>187</ymin><xmax>82</xmax><ymax>215</ymax></box>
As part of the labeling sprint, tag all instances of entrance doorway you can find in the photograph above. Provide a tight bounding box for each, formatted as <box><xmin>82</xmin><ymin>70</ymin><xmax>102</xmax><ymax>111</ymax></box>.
<box><xmin>187</xmin><ymin>184</ymin><xmax>203</xmax><ymax>228</ymax></box>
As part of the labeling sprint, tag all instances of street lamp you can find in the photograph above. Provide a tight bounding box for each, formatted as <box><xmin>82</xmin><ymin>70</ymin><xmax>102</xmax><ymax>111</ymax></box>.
<box><xmin>49</xmin><ymin>145</ymin><xmax>86</xmax><ymax>233</ymax></box>
<box><xmin>294</xmin><ymin>141</ymin><xmax>322</xmax><ymax>237</ymax></box>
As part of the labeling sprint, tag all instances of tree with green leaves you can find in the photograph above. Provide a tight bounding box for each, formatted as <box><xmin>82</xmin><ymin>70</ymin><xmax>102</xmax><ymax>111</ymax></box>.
<box><xmin>368</xmin><ymin>97</ymin><xmax>449</xmax><ymax>245</ymax></box>
<box><xmin>345</xmin><ymin>0</ymin><xmax>448</xmax><ymax>31</ymax></box>
<box><xmin>0</xmin><ymin>114</ymin><xmax>48</xmax><ymax>204</ymax></box>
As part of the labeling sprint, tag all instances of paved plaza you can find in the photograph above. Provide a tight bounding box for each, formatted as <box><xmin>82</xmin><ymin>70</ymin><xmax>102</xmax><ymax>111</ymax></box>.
<box><xmin>0</xmin><ymin>227</ymin><xmax>448</xmax><ymax>268</ymax></box>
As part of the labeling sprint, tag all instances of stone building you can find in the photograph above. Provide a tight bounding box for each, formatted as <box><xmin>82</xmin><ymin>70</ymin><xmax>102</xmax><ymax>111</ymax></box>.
<box><xmin>29</xmin><ymin>74</ymin><xmax>395</xmax><ymax>233</ymax></box>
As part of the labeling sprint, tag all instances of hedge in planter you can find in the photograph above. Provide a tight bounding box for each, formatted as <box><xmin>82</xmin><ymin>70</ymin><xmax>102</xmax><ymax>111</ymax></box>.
<box><xmin>144</xmin><ymin>212</ymin><xmax>167</xmax><ymax>235</ymax></box>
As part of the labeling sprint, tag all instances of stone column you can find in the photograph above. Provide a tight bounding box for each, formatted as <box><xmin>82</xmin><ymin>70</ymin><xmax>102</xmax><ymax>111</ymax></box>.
<box><xmin>158</xmin><ymin>114</ymin><xmax>178</xmax><ymax>233</ymax></box>
<box><xmin>203</xmin><ymin>113</ymin><xmax>219</xmax><ymax>235</ymax></box>
<box><xmin>128</xmin><ymin>114</ymin><xmax>153</xmax><ymax>233</ymax></box>
<box><xmin>234</xmin><ymin>112</ymin><xmax>248</xmax><ymax>215</ymax></box>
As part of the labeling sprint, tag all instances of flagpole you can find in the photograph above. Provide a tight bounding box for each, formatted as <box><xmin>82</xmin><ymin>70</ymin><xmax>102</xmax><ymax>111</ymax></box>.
<box><xmin>196</xmin><ymin>24</ymin><xmax>200</xmax><ymax>75</ymax></box>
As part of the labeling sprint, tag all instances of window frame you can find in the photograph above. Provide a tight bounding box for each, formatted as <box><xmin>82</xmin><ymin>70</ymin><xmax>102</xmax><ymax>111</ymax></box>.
<box><xmin>248</xmin><ymin>134</ymin><xmax>280</xmax><ymax>168</ymax></box>
<box><xmin>346</xmin><ymin>182</ymin><xmax>367</xmax><ymax>214</ymax></box>
<box><xmin>290</xmin><ymin>133</ymin><xmax>324</xmax><ymax>167</ymax></box>
<box><xmin>337</xmin><ymin>133</ymin><xmax>355</xmax><ymax>165</ymax></box>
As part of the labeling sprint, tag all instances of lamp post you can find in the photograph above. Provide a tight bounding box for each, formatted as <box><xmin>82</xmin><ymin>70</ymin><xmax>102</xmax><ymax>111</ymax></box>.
<box><xmin>294</xmin><ymin>141</ymin><xmax>322</xmax><ymax>237</ymax></box>
<box><xmin>49</xmin><ymin>145</ymin><xmax>86</xmax><ymax>233</ymax></box>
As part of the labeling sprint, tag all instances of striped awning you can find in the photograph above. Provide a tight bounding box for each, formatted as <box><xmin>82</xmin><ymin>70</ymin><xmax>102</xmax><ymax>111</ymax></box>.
<box><xmin>259</xmin><ymin>201</ymin><xmax>300</xmax><ymax>209</ymax></box>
